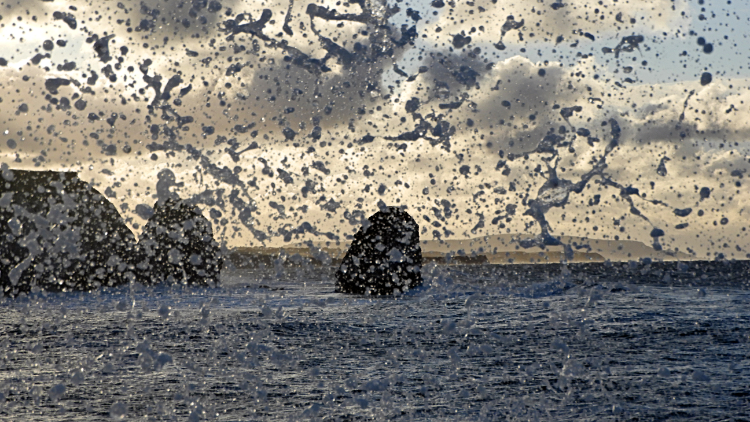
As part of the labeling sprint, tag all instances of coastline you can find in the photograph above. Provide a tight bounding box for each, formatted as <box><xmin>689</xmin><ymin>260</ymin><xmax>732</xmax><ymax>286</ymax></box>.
<box><xmin>224</xmin><ymin>247</ymin><xmax>750</xmax><ymax>286</ymax></box>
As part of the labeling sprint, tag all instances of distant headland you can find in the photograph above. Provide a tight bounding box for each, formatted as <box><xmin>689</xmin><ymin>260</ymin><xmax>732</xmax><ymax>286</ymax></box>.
<box><xmin>226</xmin><ymin>234</ymin><xmax>693</xmax><ymax>269</ymax></box>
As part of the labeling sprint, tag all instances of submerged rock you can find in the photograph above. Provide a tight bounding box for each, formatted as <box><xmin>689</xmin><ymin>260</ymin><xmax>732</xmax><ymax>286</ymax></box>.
<box><xmin>0</xmin><ymin>169</ymin><xmax>138</xmax><ymax>295</ymax></box>
<box><xmin>336</xmin><ymin>206</ymin><xmax>423</xmax><ymax>295</ymax></box>
<box><xmin>137</xmin><ymin>198</ymin><xmax>222</xmax><ymax>286</ymax></box>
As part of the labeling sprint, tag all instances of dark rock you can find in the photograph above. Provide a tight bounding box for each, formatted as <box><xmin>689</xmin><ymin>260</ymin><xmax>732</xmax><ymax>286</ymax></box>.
<box><xmin>336</xmin><ymin>206</ymin><xmax>422</xmax><ymax>295</ymax></box>
<box><xmin>0</xmin><ymin>169</ymin><xmax>138</xmax><ymax>296</ymax></box>
<box><xmin>137</xmin><ymin>198</ymin><xmax>222</xmax><ymax>286</ymax></box>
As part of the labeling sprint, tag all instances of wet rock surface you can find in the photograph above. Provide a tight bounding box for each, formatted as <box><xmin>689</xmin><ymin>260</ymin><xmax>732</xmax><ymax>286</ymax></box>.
<box><xmin>0</xmin><ymin>170</ymin><xmax>138</xmax><ymax>295</ymax></box>
<box><xmin>0</xmin><ymin>169</ymin><xmax>224</xmax><ymax>295</ymax></box>
<box><xmin>136</xmin><ymin>198</ymin><xmax>222</xmax><ymax>286</ymax></box>
<box><xmin>336</xmin><ymin>206</ymin><xmax>422</xmax><ymax>295</ymax></box>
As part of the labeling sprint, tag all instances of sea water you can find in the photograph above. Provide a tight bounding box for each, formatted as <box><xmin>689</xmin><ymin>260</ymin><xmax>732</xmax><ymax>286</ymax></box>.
<box><xmin>1</xmin><ymin>265</ymin><xmax>747</xmax><ymax>421</ymax></box>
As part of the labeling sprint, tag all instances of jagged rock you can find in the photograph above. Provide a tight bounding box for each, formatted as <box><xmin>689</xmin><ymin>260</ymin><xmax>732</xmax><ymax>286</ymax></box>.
<box><xmin>336</xmin><ymin>206</ymin><xmax>423</xmax><ymax>295</ymax></box>
<box><xmin>137</xmin><ymin>198</ymin><xmax>222</xmax><ymax>286</ymax></box>
<box><xmin>0</xmin><ymin>169</ymin><xmax>139</xmax><ymax>296</ymax></box>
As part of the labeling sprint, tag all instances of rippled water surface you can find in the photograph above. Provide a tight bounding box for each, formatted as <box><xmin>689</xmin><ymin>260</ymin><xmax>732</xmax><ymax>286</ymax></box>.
<box><xmin>1</xmin><ymin>265</ymin><xmax>748</xmax><ymax>421</ymax></box>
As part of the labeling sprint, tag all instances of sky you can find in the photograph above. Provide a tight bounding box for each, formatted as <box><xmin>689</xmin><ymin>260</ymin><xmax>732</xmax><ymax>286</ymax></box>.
<box><xmin>1</xmin><ymin>0</ymin><xmax>749</xmax><ymax>260</ymax></box>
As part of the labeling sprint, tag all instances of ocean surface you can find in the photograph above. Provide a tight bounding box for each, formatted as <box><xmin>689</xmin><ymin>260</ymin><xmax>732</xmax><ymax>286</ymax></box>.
<box><xmin>0</xmin><ymin>264</ymin><xmax>748</xmax><ymax>421</ymax></box>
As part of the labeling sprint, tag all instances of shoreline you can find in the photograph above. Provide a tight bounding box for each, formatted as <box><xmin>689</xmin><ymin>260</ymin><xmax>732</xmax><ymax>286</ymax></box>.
<box><xmin>225</xmin><ymin>248</ymin><xmax>750</xmax><ymax>284</ymax></box>
<box><xmin>225</xmin><ymin>247</ymin><xmax>731</xmax><ymax>268</ymax></box>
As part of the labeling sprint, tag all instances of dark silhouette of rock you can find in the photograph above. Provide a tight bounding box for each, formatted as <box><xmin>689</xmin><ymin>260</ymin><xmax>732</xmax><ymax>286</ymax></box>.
<box><xmin>0</xmin><ymin>169</ymin><xmax>139</xmax><ymax>296</ymax></box>
<box><xmin>136</xmin><ymin>197</ymin><xmax>222</xmax><ymax>286</ymax></box>
<box><xmin>336</xmin><ymin>206</ymin><xmax>423</xmax><ymax>295</ymax></box>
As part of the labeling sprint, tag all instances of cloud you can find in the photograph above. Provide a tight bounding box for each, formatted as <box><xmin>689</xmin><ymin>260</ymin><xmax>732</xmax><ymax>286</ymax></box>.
<box><xmin>395</xmin><ymin>0</ymin><xmax>691</xmax><ymax>65</ymax></box>
<box><xmin>0</xmin><ymin>0</ymin><xmax>748</xmax><ymax>258</ymax></box>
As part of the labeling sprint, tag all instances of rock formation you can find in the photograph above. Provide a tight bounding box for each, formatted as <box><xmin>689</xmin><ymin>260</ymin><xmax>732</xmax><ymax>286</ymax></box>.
<box><xmin>136</xmin><ymin>197</ymin><xmax>222</xmax><ymax>286</ymax></box>
<box><xmin>336</xmin><ymin>206</ymin><xmax>423</xmax><ymax>295</ymax></box>
<box><xmin>0</xmin><ymin>169</ymin><xmax>139</xmax><ymax>295</ymax></box>
<box><xmin>0</xmin><ymin>168</ymin><xmax>224</xmax><ymax>295</ymax></box>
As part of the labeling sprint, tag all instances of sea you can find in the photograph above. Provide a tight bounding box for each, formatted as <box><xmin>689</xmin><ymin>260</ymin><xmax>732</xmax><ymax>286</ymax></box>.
<box><xmin>0</xmin><ymin>263</ymin><xmax>748</xmax><ymax>421</ymax></box>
